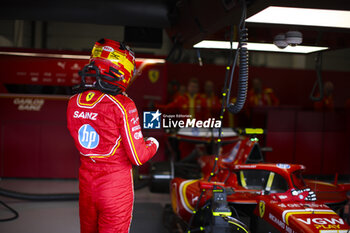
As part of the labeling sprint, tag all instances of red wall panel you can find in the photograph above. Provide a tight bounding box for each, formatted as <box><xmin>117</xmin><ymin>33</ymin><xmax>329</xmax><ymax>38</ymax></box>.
<box><xmin>2</xmin><ymin>121</ymin><xmax>41</xmax><ymax>177</ymax></box>
<box><xmin>291</xmin><ymin>112</ymin><xmax>323</xmax><ymax>174</ymax></box>
<box><xmin>294</xmin><ymin>132</ymin><xmax>323</xmax><ymax>174</ymax></box>
<box><xmin>265</xmin><ymin>109</ymin><xmax>297</xmax><ymax>163</ymax></box>
<box><xmin>322</xmin><ymin>112</ymin><xmax>347</xmax><ymax>175</ymax></box>
<box><xmin>322</xmin><ymin>132</ymin><xmax>346</xmax><ymax>175</ymax></box>
<box><xmin>266</xmin><ymin>109</ymin><xmax>350</xmax><ymax>175</ymax></box>
<box><xmin>266</xmin><ymin>132</ymin><xmax>295</xmax><ymax>164</ymax></box>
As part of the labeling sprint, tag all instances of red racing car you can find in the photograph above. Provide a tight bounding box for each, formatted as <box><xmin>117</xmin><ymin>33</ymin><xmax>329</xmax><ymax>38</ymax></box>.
<box><xmin>169</xmin><ymin>158</ymin><xmax>350</xmax><ymax>232</ymax></box>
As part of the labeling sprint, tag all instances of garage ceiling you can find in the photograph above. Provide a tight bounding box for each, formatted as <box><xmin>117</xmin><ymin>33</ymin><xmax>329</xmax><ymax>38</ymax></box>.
<box><xmin>2</xmin><ymin>0</ymin><xmax>350</xmax><ymax>50</ymax></box>
<box><xmin>1</xmin><ymin>0</ymin><xmax>171</xmax><ymax>28</ymax></box>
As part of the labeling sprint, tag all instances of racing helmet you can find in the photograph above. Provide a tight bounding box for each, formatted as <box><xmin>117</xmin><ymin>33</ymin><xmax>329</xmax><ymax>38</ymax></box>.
<box><xmin>74</xmin><ymin>38</ymin><xmax>136</xmax><ymax>95</ymax></box>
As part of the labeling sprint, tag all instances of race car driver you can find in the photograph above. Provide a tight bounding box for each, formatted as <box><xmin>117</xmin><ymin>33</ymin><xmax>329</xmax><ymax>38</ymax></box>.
<box><xmin>67</xmin><ymin>38</ymin><xmax>159</xmax><ymax>233</ymax></box>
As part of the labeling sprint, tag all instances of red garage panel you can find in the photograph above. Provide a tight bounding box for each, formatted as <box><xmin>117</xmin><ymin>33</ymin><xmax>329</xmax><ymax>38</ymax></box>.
<box><xmin>266</xmin><ymin>109</ymin><xmax>297</xmax><ymax>163</ymax></box>
<box><xmin>322</xmin><ymin>132</ymin><xmax>346</xmax><ymax>175</ymax></box>
<box><xmin>266</xmin><ymin>132</ymin><xmax>295</xmax><ymax>163</ymax></box>
<box><xmin>0</xmin><ymin>95</ymin><xmax>79</xmax><ymax>178</ymax></box>
<box><xmin>295</xmin><ymin>132</ymin><xmax>323</xmax><ymax>174</ymax></box>
<box><xmin>322</xmin><ymin>111</ymin><xmax>347</xmax><ymax>175</ymax></box>
<box><xmin>295</xmin><ymin>112</ymin><xmax>323</xmax><ymax>174</ymax></box>
<box><xmin>2</xmin><ymin>121</ymin><xmax>40</xmax><ymax>177</ymax></box>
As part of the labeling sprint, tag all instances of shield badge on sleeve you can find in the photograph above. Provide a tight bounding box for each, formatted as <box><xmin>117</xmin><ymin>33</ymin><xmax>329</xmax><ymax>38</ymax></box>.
<box><xmin>148</xmin><ymin>70</ymin><xmax>160</xmax><ymax>83</ymax></box>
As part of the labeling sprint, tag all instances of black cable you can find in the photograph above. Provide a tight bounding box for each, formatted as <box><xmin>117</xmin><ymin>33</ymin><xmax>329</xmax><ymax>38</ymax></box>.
<box><xmin>186</xmin><ymin>1</ymin><xmax>248</xmax><ymax>232</ymax></box>
<box><xmin>212</xmin><ymin>0</ymin><xmax>247</xmax><ymax>181</ymax></box>
<box><xmin>227</xmin><ymin>2</ymin><xmax>249</xmax><ymax>114</ymax></box>
<box><xmin>0</xmin><ymin>199</ymin><xmax>19</xmax><ymax>222</ymax></box>
<box><xmin>309</xmin><ymin>52</ymin><xmax>324</xmax><ymax>101</ymax></box>
<box><xmin>226</xmin><ymin>7</ymin><xmax>246</xmax><ymax>107</ymax></box>
<box><xmin>230</xmin><ymin>205</ymin><xmax>240</xmax><ymax>219</ymax></box>
<box><xmin>166</xmin><ymin>40</ymin><xmax>183</xmax><ymax>63</ymax></box>
<box><xmin>0</xmin><ymin>187</ymin><xmax>78</xmax><ymax>201</ymax></box>
<box><xmin>0</xmin><ymin>186</ymin><xmax>79</xmax><ymax>222</ymax></box>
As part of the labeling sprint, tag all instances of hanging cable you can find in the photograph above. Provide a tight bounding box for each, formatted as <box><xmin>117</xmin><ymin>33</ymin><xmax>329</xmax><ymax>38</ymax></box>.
<box><xmin>309</xmin><ymin>52</ymin><xmax>324</xmax><ymax>101</ymax></box>
<box><xmin>166</xmin><ymin>40</ymin><xmax>183</xmax><ymax>63</ymax></box>
<box><xmin>227</xmin><ymin>2</ymin><xmax>249</xmax><ymax>114</ymax></box>
<box><xmin>213</xmin><ymin>0</ymin><xmax>248</xmax><ymax>182</ymax></box>
<box><xmin>186</xmin><ymin>1</ymin><xmax>248</xmax><ymax>231</ymax></box>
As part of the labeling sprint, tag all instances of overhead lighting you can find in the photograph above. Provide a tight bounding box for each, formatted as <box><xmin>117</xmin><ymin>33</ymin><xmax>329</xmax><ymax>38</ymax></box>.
<box><xmin>193</xmin><ymin>40</ymin><xmax>328</xmax><ymax>53</ymax></box>
<box><xmin>246</xmin><ymin>6</ymin><xmax>350</xmax><ymax>29</ymax></box>
<box><xmin>135</xmin><ymin>58</ymin><xmax>166</xmax><ymax>64</ymax></box>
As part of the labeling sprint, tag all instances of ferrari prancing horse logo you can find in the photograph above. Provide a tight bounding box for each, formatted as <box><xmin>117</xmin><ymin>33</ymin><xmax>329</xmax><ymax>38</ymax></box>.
<box><xmin>86</xmin><ymin>92</ymin><xmax>95</xmax><ymax>102</ymax></box>
<box><xmin>259</xmin><ymin>200</ymin><xmax>265</xmax><ymax>218</ymax></box>
<box><xmin>148</xmin><ymin>69</ymin><xmax>160</xmax><ymax>83</ymax></box>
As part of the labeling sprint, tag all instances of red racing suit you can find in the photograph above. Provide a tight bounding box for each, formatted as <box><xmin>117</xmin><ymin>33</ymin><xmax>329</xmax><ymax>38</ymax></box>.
<box><xmin>67</xmin><ymin>90</ymin><xmax>158</xmax><ymax>233</ymax></box>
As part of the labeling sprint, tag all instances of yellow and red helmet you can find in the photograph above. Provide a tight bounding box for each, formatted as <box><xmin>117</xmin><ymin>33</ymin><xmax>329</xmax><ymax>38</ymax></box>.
<box><xmin>90</xmin><ymin>38</ymin><xmax>135</xmax><ymax>91</ymax></box>
<box><xmin>75</xmin><ymin>38</ymin><xmax>136</xmax><ymax>95</ymax></box>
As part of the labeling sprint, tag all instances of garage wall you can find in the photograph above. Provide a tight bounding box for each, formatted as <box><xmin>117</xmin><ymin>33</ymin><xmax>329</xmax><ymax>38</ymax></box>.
<box><xmin>266</xmin><ymin>109</ymin><xmax>350</xmax><ymax>175</ymax></box>
<box><xmin>0</xmin><ymin>96</ymin><xmax>80</xmax><ymax>178</ymax></box>
<box><xmin>167</xmin><ymin>63</ymin><xmax>350</xmax><ymax>109</ymax></box>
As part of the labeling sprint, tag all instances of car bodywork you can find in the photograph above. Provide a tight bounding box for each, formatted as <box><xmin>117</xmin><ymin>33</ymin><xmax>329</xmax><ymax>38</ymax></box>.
<box><xmin>169</xmin><ymin>151</ymin><xmax>350</xmax><ymax>232</ymax></box>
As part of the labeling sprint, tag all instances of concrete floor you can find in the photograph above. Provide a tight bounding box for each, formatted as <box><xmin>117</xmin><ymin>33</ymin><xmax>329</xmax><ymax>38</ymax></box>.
<box><xmin>0</xmin><ymin>179</ymin><xmax>170</xmax><ymax>233</ymax></box>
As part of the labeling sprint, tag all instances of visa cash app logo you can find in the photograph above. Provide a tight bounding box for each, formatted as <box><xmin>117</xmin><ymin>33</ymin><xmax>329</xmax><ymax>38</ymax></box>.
<box><xmin>78</xmin><ymin>124</ymin><xmax>100</xmax><ymax>149</ymax></box>
<box><xmin>143</xmin><ymin>110</ymin><xmax>161</xmax><ymax>129</ymax></box>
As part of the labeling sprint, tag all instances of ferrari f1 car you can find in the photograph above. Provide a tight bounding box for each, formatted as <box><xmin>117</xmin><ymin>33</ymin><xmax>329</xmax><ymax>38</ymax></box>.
<box><xmin>155</xmin><ymin>128</ymin><xmax>350</xmax><ymax>233</ymax></box>
<box><xmin>168</xmin><ymin>155</ymin><xmax>350</xmax><ymax>232</ymax></box>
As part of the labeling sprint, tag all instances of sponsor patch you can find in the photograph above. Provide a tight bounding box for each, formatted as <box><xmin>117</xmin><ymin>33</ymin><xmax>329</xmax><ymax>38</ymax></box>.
<box><xmin>73</xmin><ymin>111</ymin><xmax>98</xmax><ymax>120</ymax></box>
<box><xmin>86</xmin><ymin>92</ymin><xmax>95</xmax><ymax>101</ymax></box>
<box><xmin>297</xmin><ymin>218</ymin><xmax>344</xmax><ymax>225</ymax></box>
<box><xmin>103</xmin><ymin>46</ymin><xmax>114</xmax><ymax>52</ymax></box>
<box><xmin>132</xmin><ymin>125</ymin><xmax>141</xmax><ymax>132</ymax></box>
<box><xmin>129</xmin><ymin>108</ymin><xmax>137</xmax><ymax>114</ymax></box>
<box><xmin>277</xmin><ymin>163</ymin><xmax>291</xmax><ymax>169</ymax></box>
<box><xmin>78</xmin><ymin>124</ymin><xmax>99</xmax><ymax>149</ymax></box>
<box><xmin>134</xmin><ymin>131</ymin><xmax>143</xmax><ymax>140</ymax></box>
<box><xmin>131</xmin><ymin>117</ymin><xmax>139</xmax><ymax>125</ymax></box>
<box><xmin>269</xmin><ymin>213</ymin><xmax>285</xmax><ymax>229</ymax></box>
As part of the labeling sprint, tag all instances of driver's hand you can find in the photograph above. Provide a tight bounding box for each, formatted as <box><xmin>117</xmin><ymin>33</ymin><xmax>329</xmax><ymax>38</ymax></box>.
<box><xmin>145</xmin><ymin>137</ymin><xmax>159</xmax><ymax>151</ymax></box>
